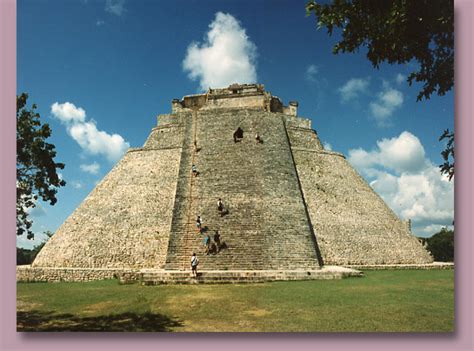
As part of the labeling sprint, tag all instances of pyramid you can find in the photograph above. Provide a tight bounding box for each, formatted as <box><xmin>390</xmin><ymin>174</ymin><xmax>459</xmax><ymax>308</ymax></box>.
<box><xmin>31</xmin><ymin>84</ymin><xmax>432</xmax><ymax>278</ymax></box>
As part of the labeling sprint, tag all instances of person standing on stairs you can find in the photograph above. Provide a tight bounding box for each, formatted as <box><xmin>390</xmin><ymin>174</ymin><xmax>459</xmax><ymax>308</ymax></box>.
<box><xmin>191</xmin><ymin>253</ymin><xmax>199</xmax><ymax>277</ymax></box>
<box><xmin>217</xmin><ymin>198</ymin><xmax>224</xmax><ymax>216</ymax></box>
<box><xmin>192</xmin><ymin>164</ymin><xmax>198</xmax><ymax>177</ymax></box>
<box><xmin>214</xmin><ymin>230</ymin><xmax>221</xmax><ymax>253</ymax></box>
<box><xmin>203</xmin><ymin>235</ymin><xmax>211</xmax><ymax>255</ymax></box>
<box><xmin>196</xmin><ymin>215</ymin><xmax>202</xmax><ymax>233</ymax></box>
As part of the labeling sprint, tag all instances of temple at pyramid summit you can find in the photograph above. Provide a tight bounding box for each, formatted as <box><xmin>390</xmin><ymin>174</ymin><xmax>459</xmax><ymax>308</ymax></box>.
<box><xmin>19</xmin><ymin>84</ymin><xmax>433</xmax><ymax>283</ymax></box>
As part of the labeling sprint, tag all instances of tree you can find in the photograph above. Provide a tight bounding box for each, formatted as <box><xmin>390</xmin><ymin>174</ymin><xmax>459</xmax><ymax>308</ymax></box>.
<box><xmin>16</xmin><ymin>231</ymin><xmax>54</xmax><ymax>265</ymax></box>
<box><xmin>439</xmin><ymin>128</ymin><xmax>454</xmax><ymax>181</ymax></box>
<box><xmin>306</xmin><ymin>0</ymin><xmax>453</xmax><ymax>101</ymax></box>
<box><xmin>17</xmin><ymin>93</ymin><xmax>66</xmax><ymax>239</ymax></box>
<box><xmin>422</xmin><ymin>227</ymin><xmax>454</xmax><ymax>262</ymax></box>
<box><xmin>306</xmin><ymin>0</ymin><xmax>454</xmax><ymax>178</ymax></box>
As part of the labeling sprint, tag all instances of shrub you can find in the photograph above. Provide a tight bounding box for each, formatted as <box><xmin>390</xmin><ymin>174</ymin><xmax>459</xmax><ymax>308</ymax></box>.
<box><xmin>425</xmin><ymin>228</ymin><xmax>454</xmax><ymax>262</ymax></box>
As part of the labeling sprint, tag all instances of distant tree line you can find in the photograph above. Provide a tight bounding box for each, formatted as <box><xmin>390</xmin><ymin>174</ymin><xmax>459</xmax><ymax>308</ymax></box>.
<box><xmin>17</xmin><ymin>231</ymin><xmax>53</xmax><ymax>265</ymax></box>
<box><xmin>419</xmin><ymin>227</ymin><xmax>454</xmax><ymax>262</ymax></box>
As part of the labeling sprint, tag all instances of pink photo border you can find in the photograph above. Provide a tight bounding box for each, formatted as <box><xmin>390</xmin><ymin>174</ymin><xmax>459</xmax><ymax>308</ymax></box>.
<box><xmin>1</xmin><ymin>0</ymin><xmax>472</xmax><ymax>349</ymax></box>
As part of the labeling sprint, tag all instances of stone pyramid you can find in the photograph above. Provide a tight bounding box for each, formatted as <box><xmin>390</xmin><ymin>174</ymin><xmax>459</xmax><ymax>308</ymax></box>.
<box><xmin>32</xmin><ymin>84</ymin><xmax>432</xmax><ymax>275</ymax></box>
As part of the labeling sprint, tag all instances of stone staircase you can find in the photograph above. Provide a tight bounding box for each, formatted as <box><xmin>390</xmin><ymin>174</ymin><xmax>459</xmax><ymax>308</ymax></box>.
<box><xmin>164</xmin><ymin>108</ymin><xmax>322</xmax><ymax>271</ymax></box>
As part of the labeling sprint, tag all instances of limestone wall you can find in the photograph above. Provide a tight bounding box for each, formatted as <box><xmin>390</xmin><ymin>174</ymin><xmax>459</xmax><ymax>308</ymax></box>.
<box><xmin>17</xmin><ymin>265</ymin><xmax>140</xmax><ymax>282</ymax></box>
<box><xmin>204</xmin><ymin>95</ymin><xmax>266</xmax><ymax>110</ymax></box>
<box><xmin>289</xmin><ymin>126</ymin><xmax>433</xmax><ymax>265</ymax></box>
<box><xmin>287</xmin><ymin>125</ymin><xmax>323</xmax><ymax>150</ymax></box>
<box><xmin>143</xmin><ymin>113</ymin><xmax>184</xmax><ymax>149</ymax></box>
<box><xmin>33</xmin><ymin>147</ymin><xmax>182</xmax><ymax>269</ymax></box>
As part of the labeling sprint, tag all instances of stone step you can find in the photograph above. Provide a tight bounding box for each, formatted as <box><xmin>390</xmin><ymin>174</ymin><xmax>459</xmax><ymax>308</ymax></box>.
<box><xmin>117</xmin><ymin>266</ymin><xmax>363</xmax><ymax>285</ymax></box>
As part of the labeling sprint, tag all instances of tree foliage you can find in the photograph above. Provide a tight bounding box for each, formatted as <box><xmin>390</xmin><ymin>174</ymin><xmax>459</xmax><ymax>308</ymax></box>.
<box><xmin>421</xmin><ymin>227</ymin><xmax>454</xmax><ymax>262</ymax></box>
<box><xmin>17</xmin><ymin>93</ymin><xmax>66</xmax><ymax>239</ymax></box>
<box><xmin>306</xmin><ymin>0</ymin><xmax>454</xmax><ymax>180</ymax></box>
<box><xmin>306</xmin><ymin>0</ymin><xmax>454</xmax><ymax>102</ymax></box>
<box><xmin>439</xmin><ymin>129</ymin><xmax>454</xmax><ymax>181</ymax></box>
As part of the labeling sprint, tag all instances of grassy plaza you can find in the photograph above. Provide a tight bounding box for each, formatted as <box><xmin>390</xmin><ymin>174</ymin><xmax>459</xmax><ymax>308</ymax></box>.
<box><xmin>17</xmin><ymin>269</ymin><xmax>454</xmax><ymax>332</ymax></box>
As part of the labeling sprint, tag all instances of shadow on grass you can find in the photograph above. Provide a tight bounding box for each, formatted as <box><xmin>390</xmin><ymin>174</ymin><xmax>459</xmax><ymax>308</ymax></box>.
<box><xmin>17</xmin><ymin>310</ymin><xmax>183</xmax><ymax>332</ymax></box>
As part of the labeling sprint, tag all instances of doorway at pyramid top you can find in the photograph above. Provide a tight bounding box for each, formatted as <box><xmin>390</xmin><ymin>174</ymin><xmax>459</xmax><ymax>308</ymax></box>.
<box><xmin>171</xmin><ymin>83</ymin><xmax>299</xmax><ymax>116</ymax></box>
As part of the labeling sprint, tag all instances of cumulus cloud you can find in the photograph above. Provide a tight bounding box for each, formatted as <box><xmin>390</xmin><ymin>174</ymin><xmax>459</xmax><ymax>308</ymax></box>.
<box><xmin>348</xmin><ymin>131</ymin><xmax>454</xmax><ymax>237</ymax></box>
<box><xmin>105</xmin><ymin>0</ymin><xmax>125</xmax><ymax>16</ymax></box>
<box><xmin>305</xmin><ymin>64</ymin><xmax>319</xmax><ymax>82</ymax></box>
<box><xmin>69</xmin><ymin>122</ymin><xmax>129</xmax><ymax>162</ymax></box>
<box><xmin>349</xmin><ymin>132</ymin><xmax>427</xmax><ymax>174</ymax></box>
<box><xmin>369</xmin><ymin>87</ymin><xmax>404</xmax><ymax>126</ymax></box>
<box><xmin>51</xmin><ymin>102</ymin><xmax>86</xmax><ymax>124</ymax></box>
<box><xmin>338</xmin><ymin>78</ymin><xmax>370</xmax><ymax>102</ymax></box>
<box><xmin>183</xmin><ymin>12</ymin><xmax>257</xmax><ymax>91</ymax></box>
<box><xmin>80</xmin><ymin>162</ymin><xmax>101</xmax><ymax>175</ymax></box>
<box><xmin>96</xmin><ymin>20</ymin><xmax>105</xmax><ymax>26</ymax></box>
<box><xmin>51</xmin><ymin>102</ymin><xmax>130</xmax><ymax>162</ymax></box>
<box><xmin>396</xmin><ymin>73</ymin><xmax>406</xmax><ymax>85</ymax></box>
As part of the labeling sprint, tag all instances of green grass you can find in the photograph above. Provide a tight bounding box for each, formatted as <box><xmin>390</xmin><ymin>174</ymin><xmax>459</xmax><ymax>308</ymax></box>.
<box><xmin>17</xmin><ymin>270</ymin><xmax>454</xmax><ymax>332</ymax></box>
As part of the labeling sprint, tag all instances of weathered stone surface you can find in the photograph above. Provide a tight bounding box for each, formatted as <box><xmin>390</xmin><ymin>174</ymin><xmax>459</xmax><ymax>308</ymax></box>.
<box><xmin>289</xmin><ymin>140</ymin><xmax>433</xmax><ymax>265</ymax></box>
<box><xmin>27</xmin><ymin>83</ymin><xmax>433</xmax><ymax>282</ymax></box>
<box><xmin>16</xmin><ymin>265</ymin><xmax>363</xmax><ymax>284</ymax></box>
<box><xmin>33</xmin><ymin>148</ymin><xmax>181</xmax><ymax>269</ymax></box>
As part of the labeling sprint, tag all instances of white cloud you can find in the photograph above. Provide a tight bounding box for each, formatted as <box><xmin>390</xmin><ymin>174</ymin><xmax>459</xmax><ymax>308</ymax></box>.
<box><xmin>105</xmin><ymin>0</ymin><xmax>125</xmax><ymax>16</ymax></box>
<box><xmin>183</xmin><ymin>12</ymin><xmax>257</xmax><ymax>91</ymax></box>
<box><xmin>51</xmin><ymin>102</ymin><xmax>130</xmax><ymax>162</ymax></box>
<box><xmin>396</xmin><ymin>73</ymin><xmax>406</xmax><ymax>85</ymax></box>
<box><xmin>80</xmin><ymin>162</ymin><xmax>101</xmax><ymax>175</ymax></box>
<box><xmin>69</xmin><ymin>121</ymin><xmax>129</xmax><ymax>162</ymax></box>
<box><xmin>51</xmin><ymin>102</ymin><xmax>86</xmax><ymax>124</ymax></box>
<box><xmin>369</xmin><ymin>87</ymin><xmax>404</xmax><ymax>126</ymax></box>
<box><xmin>305</xmin><ymin>64</ymin><xmax>319</xmax><ymax>82</ymax></box>
<box><xmin>71</xmin><ymin>181</ymin><xmax>83</xmax><ymax>189</ymax></box>
<box><xmin>377</xmin><ymin>131</ymin><xmax>427</xmax><ymax>173</ymax></box>
<box><xmin>323</xmin><ymin>142</ymin><xmax>332</xmax><ymax>151</ymax></box>
<box><xmin>96</xmin><ymin>20</ymin><xmax>105</xmax><ymax>26</ymax></box>
<box><xmin>349</xmin><ymin>132</ymin><xmax>427</xmax><ymax>174</ymax></box>
<box><xmin>348</xmin><ymin>131</ymin><xmax>454</xmax><ymax>237</ymax></box>
<box><xmin>338</xmin><ymin>78</ymin><xmax>370</xmax><ymax>102</ymax></box>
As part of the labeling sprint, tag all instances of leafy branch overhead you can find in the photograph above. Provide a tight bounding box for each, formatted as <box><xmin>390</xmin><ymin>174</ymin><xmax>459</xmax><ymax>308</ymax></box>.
<box><xmin>306</xmin><ymin>0</ymin><xmax>454</xmax><ymax>102</ymax></box>
<box><xmin>17</xmin><ymin>93</ymin><xmax>66</xmax><ymax>239</ymax></box>
<box><xmin>439</xmin><ymin>129</ymin><xmax>454</xmax><ymax>181</ymax></box>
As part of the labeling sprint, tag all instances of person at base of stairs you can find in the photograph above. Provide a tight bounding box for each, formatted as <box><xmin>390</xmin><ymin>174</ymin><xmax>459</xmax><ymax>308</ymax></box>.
<box><xmin>191</xmin><ymin>253</ymin><xmax>199</xmax><ymax>277</ymax></box>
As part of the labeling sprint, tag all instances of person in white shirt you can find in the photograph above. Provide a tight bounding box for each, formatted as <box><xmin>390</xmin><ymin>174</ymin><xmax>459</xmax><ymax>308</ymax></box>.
<box><xmin>191</xmin><ymin>253</ymin><xmax>199</xmax><ymax>277</ymax></box>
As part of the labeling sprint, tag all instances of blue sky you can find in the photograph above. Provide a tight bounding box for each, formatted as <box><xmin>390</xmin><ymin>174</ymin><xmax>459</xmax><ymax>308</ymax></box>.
<box><xmin>17</xmin><ymin>0</ymin><xmax>454</xmax><ymax>248</ymax></box>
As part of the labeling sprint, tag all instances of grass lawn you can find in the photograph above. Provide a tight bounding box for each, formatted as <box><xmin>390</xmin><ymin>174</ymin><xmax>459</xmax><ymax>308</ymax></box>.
<box><xmin>17</xmin><ymin>269</ymin><xmax>454</xmax><ymax>332</ymax></box>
